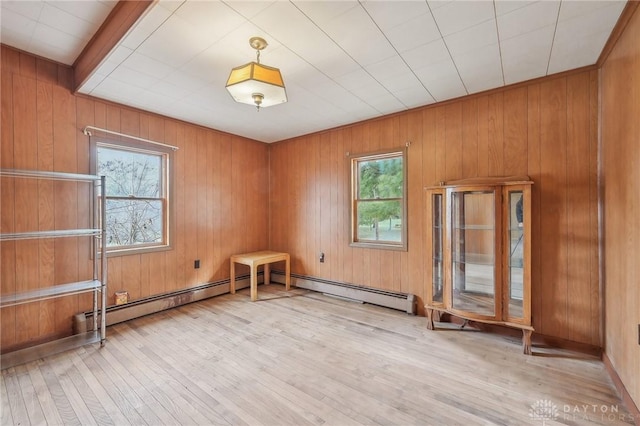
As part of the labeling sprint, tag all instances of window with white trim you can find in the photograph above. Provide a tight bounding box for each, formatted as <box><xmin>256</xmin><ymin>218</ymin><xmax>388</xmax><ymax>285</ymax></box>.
<box><xmin>95</xmin><ymin>140</ymin><xmax>171</xmax><ymax>255</ymax></box>
<box><xmin>350</xmin><ymin>148</ymin><xmax>407</xmax><ymax>250</ymax></box>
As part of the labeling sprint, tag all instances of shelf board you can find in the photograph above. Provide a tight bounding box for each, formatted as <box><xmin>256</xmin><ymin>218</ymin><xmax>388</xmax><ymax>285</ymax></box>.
<box><xmin>0</xmin><ymin>280</ymin><xmax>102</xmax><ymax>308</ymax></box>
<box><xmin>453</xmin><ymin>225</ymin><xmax>494</xmax><ymax>230</ymax></box>
<box><xmin>0</xmin><ymin>168</ymin><xmax>100</xmax><ymax>182</ymax></box>
<box><xmin>0</xmin><ymin>331</ymin><xmax>101</xmax><ymax>369</ymax></box>
<box><xmin>0</xmin><ymin>228</ymin><xmax>101</xmax><ymax>241</ymax></box>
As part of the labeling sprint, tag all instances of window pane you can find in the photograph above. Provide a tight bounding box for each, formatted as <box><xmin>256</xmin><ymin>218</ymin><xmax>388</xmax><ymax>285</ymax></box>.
<box><xmin>98</xmin><ymin>147</ymin><xmax>161</xmax><ymax>197</ymax></box>
<box><xmin>105</xmin><ymin>199</ymin><xmax>163</xmax><ymax>247</ymax></box>
<box><xmin>358</xmin><ymin>156</ymin><xmax>403</xmax><ymax>199</ymax></box>
<box><xmin>356</xmin><ymin>200</ymin><xmax>402</xmax><ymax>243</ymax></box>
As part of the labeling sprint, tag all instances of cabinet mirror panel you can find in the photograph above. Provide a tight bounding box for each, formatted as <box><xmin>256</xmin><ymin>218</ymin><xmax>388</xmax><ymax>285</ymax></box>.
<box><xmin>432</xmin><ymin>193</ymin><xmax>443</xmax><ymax>304</ymax></box>
<box><xmin>451</xmin><ymin>191</ymin><xmax>495</xmax><ymax>317</ymax></box>
<box><xmin>508</xmin><ymin>190</ymin><xmax>525</xmax><ymax>320</ymax></box>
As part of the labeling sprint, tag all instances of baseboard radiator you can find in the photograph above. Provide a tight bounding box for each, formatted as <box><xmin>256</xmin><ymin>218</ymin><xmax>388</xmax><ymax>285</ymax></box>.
<box><xmin>270</xmin><ymin>271</ymin><xmax>416</xmax><ymax>315</ymax></box>
<box><xmin>78</xmin><ymin>276</ymin><xmax>255</xmax><ymax>331</ymax></box>
<box><xmin>78</xmin><ymin>272</ymin><xmax>416</xmax><ymax>332</ymax></box>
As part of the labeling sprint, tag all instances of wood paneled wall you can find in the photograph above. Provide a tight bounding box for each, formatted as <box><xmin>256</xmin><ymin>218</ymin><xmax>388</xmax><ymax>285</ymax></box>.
<box><xmin>0</xmin><ymin>46</ymin><xmax>269</xmax><ymax>352</ymax></box>
<box><xmin>601</xmin><ymin>4</ymin><xmax>640</xmax><ymax>410</ymax></box>
<box><xmin>270</xmin><ymin>69</ymin><xmax>600</xmax><ymax>347</ymax></box>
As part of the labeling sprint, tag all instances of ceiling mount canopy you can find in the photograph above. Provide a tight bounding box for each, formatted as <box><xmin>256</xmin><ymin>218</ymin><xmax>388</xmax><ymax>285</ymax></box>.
<box><xmin>225</xmin><ymin>37</ymin><xmax>287</xmax><ymax>111</ymax></box>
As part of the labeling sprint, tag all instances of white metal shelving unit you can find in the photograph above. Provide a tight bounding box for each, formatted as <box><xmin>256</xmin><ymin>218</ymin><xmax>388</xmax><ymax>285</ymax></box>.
<box><xmin>0</xmin><ymin>169</ymin><xmax>107</xmax><ymax>368</ymax></box>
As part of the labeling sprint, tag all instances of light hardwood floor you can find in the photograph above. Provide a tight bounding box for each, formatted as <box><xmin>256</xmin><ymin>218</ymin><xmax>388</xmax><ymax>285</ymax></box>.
<box><xmin>1</xmin><ymin>285</ymin><xmax>635</xmax><ymax>425</ymax></box>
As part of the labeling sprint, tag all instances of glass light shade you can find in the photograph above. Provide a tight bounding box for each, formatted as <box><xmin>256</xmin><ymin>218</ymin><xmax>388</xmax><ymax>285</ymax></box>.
<box><xmin>226</xmin><ymin>61</ymin><xmax>287</xmax><ymax>108</ymax></box>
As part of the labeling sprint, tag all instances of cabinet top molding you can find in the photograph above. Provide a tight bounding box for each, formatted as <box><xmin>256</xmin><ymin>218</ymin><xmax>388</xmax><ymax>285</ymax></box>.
<box><xmin>426</xmin><ymin>175</ymin><xmax>533</xmax><ymax>189</ymax></box>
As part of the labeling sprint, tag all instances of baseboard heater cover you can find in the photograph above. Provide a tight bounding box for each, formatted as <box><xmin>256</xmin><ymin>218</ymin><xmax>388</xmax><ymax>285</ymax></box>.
<box><xmin>78</xmin><ymin>271</ymin><xmax>415</xmax><ymax>334</ymax></box>
<box><xmin>81</xmin><ymin>275</ymin><xmax>255</xmax><ymax>330</ymax></box>
<box><xmin>270</xmin><ymin>271</ymin><xmax>416</xmax><ymax>315</ymax></box>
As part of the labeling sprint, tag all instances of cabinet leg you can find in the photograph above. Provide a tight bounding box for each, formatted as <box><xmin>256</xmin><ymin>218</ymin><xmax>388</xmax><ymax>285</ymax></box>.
<box><xmin>426</xmin><ymin>309</ymin><xmax>435</xmax><ymax>330</ymax></box>
<box><xmin>522</xmin><ymin>330</ymin><xmax>533</xmax><ymax>355</ymax></box>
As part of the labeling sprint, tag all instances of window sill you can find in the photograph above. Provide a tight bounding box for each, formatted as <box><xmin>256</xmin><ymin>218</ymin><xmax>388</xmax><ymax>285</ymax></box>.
<box><xmin>101</xmin><ymin>244</ymin><xmax>172</xmax><ymax>258</ymax></box>
<box><xmin>350</xmin><ymin>242</ymin><xmax>407</xmax><ymax>251</ymax></box>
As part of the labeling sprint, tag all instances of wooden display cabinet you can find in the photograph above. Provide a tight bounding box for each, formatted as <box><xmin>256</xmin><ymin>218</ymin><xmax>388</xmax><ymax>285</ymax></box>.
<box><xmin>424</xmin><ymin>176</ymin><xmax>533</xmax><ymax>354</ymax></box>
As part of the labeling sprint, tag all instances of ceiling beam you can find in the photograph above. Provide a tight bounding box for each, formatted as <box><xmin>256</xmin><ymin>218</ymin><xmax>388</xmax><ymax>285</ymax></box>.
<box><xmin>72</xmin><ymin>0</ymin><xmax>154</xmax><ymax>93</ymax></box>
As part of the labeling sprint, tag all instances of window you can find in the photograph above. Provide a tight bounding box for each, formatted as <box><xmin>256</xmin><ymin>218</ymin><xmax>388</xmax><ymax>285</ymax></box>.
<box><xmin>350</xmin><ymin>148</ymin><xmax>407</xmax><ymax>250</ymax></box>
<box><xmin>94</xmin><ymin>140</ymin><xmax>172</xmax><ymax>255</ymax></box>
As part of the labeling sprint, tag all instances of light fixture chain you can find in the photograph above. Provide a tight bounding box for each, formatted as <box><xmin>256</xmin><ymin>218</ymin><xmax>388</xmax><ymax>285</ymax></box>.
<box><xmin>256</xmin><ymin>49</ymin><xmax>261</xmax><ymax>64</ymax></box>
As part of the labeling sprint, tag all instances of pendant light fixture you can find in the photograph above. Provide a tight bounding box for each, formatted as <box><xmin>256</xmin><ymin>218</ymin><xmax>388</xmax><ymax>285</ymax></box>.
<box><xmin>225</xmin><ymin>37</ymin><xmax>287</xmax><ymax>111</ymax></box>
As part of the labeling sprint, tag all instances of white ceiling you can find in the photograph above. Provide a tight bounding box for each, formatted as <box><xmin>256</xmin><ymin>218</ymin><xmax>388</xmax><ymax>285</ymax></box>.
<box><xmin>1</xmin><ymin>0</ymin><xmax>626</xmax><ymax>143</ymax></box>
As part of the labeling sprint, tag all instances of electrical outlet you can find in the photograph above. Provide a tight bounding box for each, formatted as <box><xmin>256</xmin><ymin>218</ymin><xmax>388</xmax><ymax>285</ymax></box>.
<box><xmin>194</xmin><ymin>259</ymin><xmax>200</xmax><ymax>269</ymax></box>
<box><xmin>319</xmin><ymin>252</ymin><xmax>325</xmax><ymax>263</ymax></box>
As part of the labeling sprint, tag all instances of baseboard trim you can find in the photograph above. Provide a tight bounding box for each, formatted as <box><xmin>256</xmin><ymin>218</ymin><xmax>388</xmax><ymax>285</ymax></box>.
<box><xmin>602</xmin><ymin>352</ymin><xmax>640</xmax><ymax>423</ymax></box>
<box><xmin>83</xmin><ymin>275</ymin><xmax>256</xmax><ymax>328</ymax></box>
<box><xmin>270</xmin><ymin>271</ymin><xmax>416</xmax><ymax>315</ymax></box>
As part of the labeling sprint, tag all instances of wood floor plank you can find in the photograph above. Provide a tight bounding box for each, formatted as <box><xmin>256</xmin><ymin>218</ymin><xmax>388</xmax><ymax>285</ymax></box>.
<box><xmin>81</xmin><ymin>349</ymin><xmax>150</xmax><ymax>425</ymax></box>
<box><xmin>14</xmin><ymin>364</ymin><xmax>46</xmax><ymax>425</ymax></box>
<box><xmin>105</xmin><ymin>329</ymin><xmax>219</xmax><ymax>425</ymax></box>
<box><xmin>48</xmin><ymin>352</ymin><xmax>97</xmax><ymax>425</ymax></box>
<box><xmin>98</xmin><ymin>342</ymin><xmax>181</xmax><ymax>425</ymax></box>
<box><xmin>1</xmin><ymin>370</ymin><xmax>15</xmax><ymax>425</ymax></box>
<box><xmin>3</xmin><ymin>367</ymin><xmax>32</xmax><ymax>425</ymax></box>
<box><xmin>37</xmin><ymin>361</ymin><xmax>81</xmax><ymax>426</ymax></box>
<box><xmin>68</xmin><ymin>349</ymin><xmax>131</xmax><ymax>426</ymax></box>
<box><xmin>1</xmin><ymin>286</ymin><xmax>635</xmax><ymax>425</ymax></box>
<box><xmin>26</xmin><ymin>360</ymin><xmax>65</xmax><ymax>425</ymax></box>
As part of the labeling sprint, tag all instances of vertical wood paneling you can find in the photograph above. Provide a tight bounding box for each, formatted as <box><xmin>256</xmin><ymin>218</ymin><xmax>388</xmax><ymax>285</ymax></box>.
<box><xmin>339</xmin><ymin>129</ymin><xmax>353</xmax><ymax>285</ymax></box>
<box><xmin>211</xmin><ymin>133</ymin><xmax>223</xmax><ymax>280</ymax></box>
<box><xmin>13</xmin><ymin>73</ymin><xmax>39</xmax><ymax>344</ymax></box>
<box><xmin>19</xmin><ymin>52</ymin><xmax>36</xmax><ymax>80</ymax></box>
<box><xmin>35</xmin><ymin>58</ymin><xmax>57</xmax><ymax>85</ymax></box>
<box><xmin>503</xmin><ymin>88</ymin><xmax>528</xmax><ymax>176</ymax></box>
<box><xmin>269</xmin><ymin>141</ymin><xmax>283</xmax><ymax>255</ymax></box>
<box><xmin>477</xmin><ymin>96</ymin><xmax>490</xmax><ymax>177</ymax></box>
<box><xmin>1</xmin><ymin>47</ymin><xmax>17</xmax><ymax>349</ymax></box>
<box><xmin>461</xmin><ymin>98</ymin><xmax>478</xmax><ymax>178</ymax></box>
<box><xmin>37</xmin><ymin>78</ymin><xmax>55</xmax><ymax>338</ymax></box>
<box><xmin>405</xmin><ymin>111</ymin><xmax>424</xmax><ymax>305</ymax></box>
<box><xmin>75</xmin><ymin>96</ymin><xmax>93</xmax><ymax>312</ymax></box>
<box><xmin>487</xmin><ymin>92</ymin><xmax>504</xmax><ymax>176</ymax></box>
<box><xmin>306</xmin><ymin>134</ymin><xmax>320</xmax><ymax>278</ymax></box>
<box><xmin>422</xmin><ymin>108</ymin><xmax>437</xmax><ymax>314</ymax></box>
<box><xmin>1</xmin><ymin>47</ymin><xmax>269</xmax><ymax>352</ymax></box>
<box><xmin>601</xmin><ymin>4</ymin><xmax>640</xmax><ymax>409</ymax></box>
<box><xmin>183</xmin><ymin>126</ymin><xmax>199</xmax><ymax>288</ymax></box>
<box><xmin>163</xmin><ymin>119</ymin><xmax>179</xmax><ymax>292</ymax></box>
<box><xmin>588</xmin><ymin>70</ymin><xmax>600</xmax><ymax>347</ymax></box>
<box><xmin>566</xmin><ymin>72</ymin><xmax>591</xmax><ymax>344</ymax></box>
<box><xmin>539</xmin><ymin>78</ymin><xmax>568</xmax><ymax>338</ymax></box>
<box><xmin>319</xmin><ymin>133</ymin><xmax>331</xmax><ymax>278</ymax></box>
<box><xmin>269</xmin><ymin>71</ymin><xmax>600</xmax><ymax>348</ymax></box>
<box><xmin>53</xmin><ymin>83</ymin><xmax>78</xmax><ymax>335</ymax></box>
<box><xmin>434</xmin><ymin>107</ymin><xmax>446</xmax><ymax>182</ymax></box>
<box><xmin>196</xmin><ymin>129</ymin><xmax>208</xmax><ymax>283</ymax></box>
<box><xmin>350</xmin><ymin>126</ymin><xmax>366</xmax><ymax>287</ymax></box>
<box><xmin>527</xmin><ymin>84</ymin><xmax>543</xmax><ymax>334</ymax></box>
<box><xmin>445</xmin><ymin>103</ymin><xmax>462</xmax><ymax>180</ymax></box>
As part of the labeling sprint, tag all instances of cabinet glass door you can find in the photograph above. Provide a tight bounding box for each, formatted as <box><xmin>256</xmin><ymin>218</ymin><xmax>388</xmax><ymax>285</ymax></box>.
<box><xmin>432</xmin><ymin>193</ymin><xmax>444</xmax><ymax>304</ymax></box>
<box><xmin>507</xmin><ymin>190</ymin><xmax>525</xmax><ymax>320</ymax></box>
<box><xmin>451</xmin><ymin>190</ymin><xmax>496</xmax><ymax>317</ymax></box>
